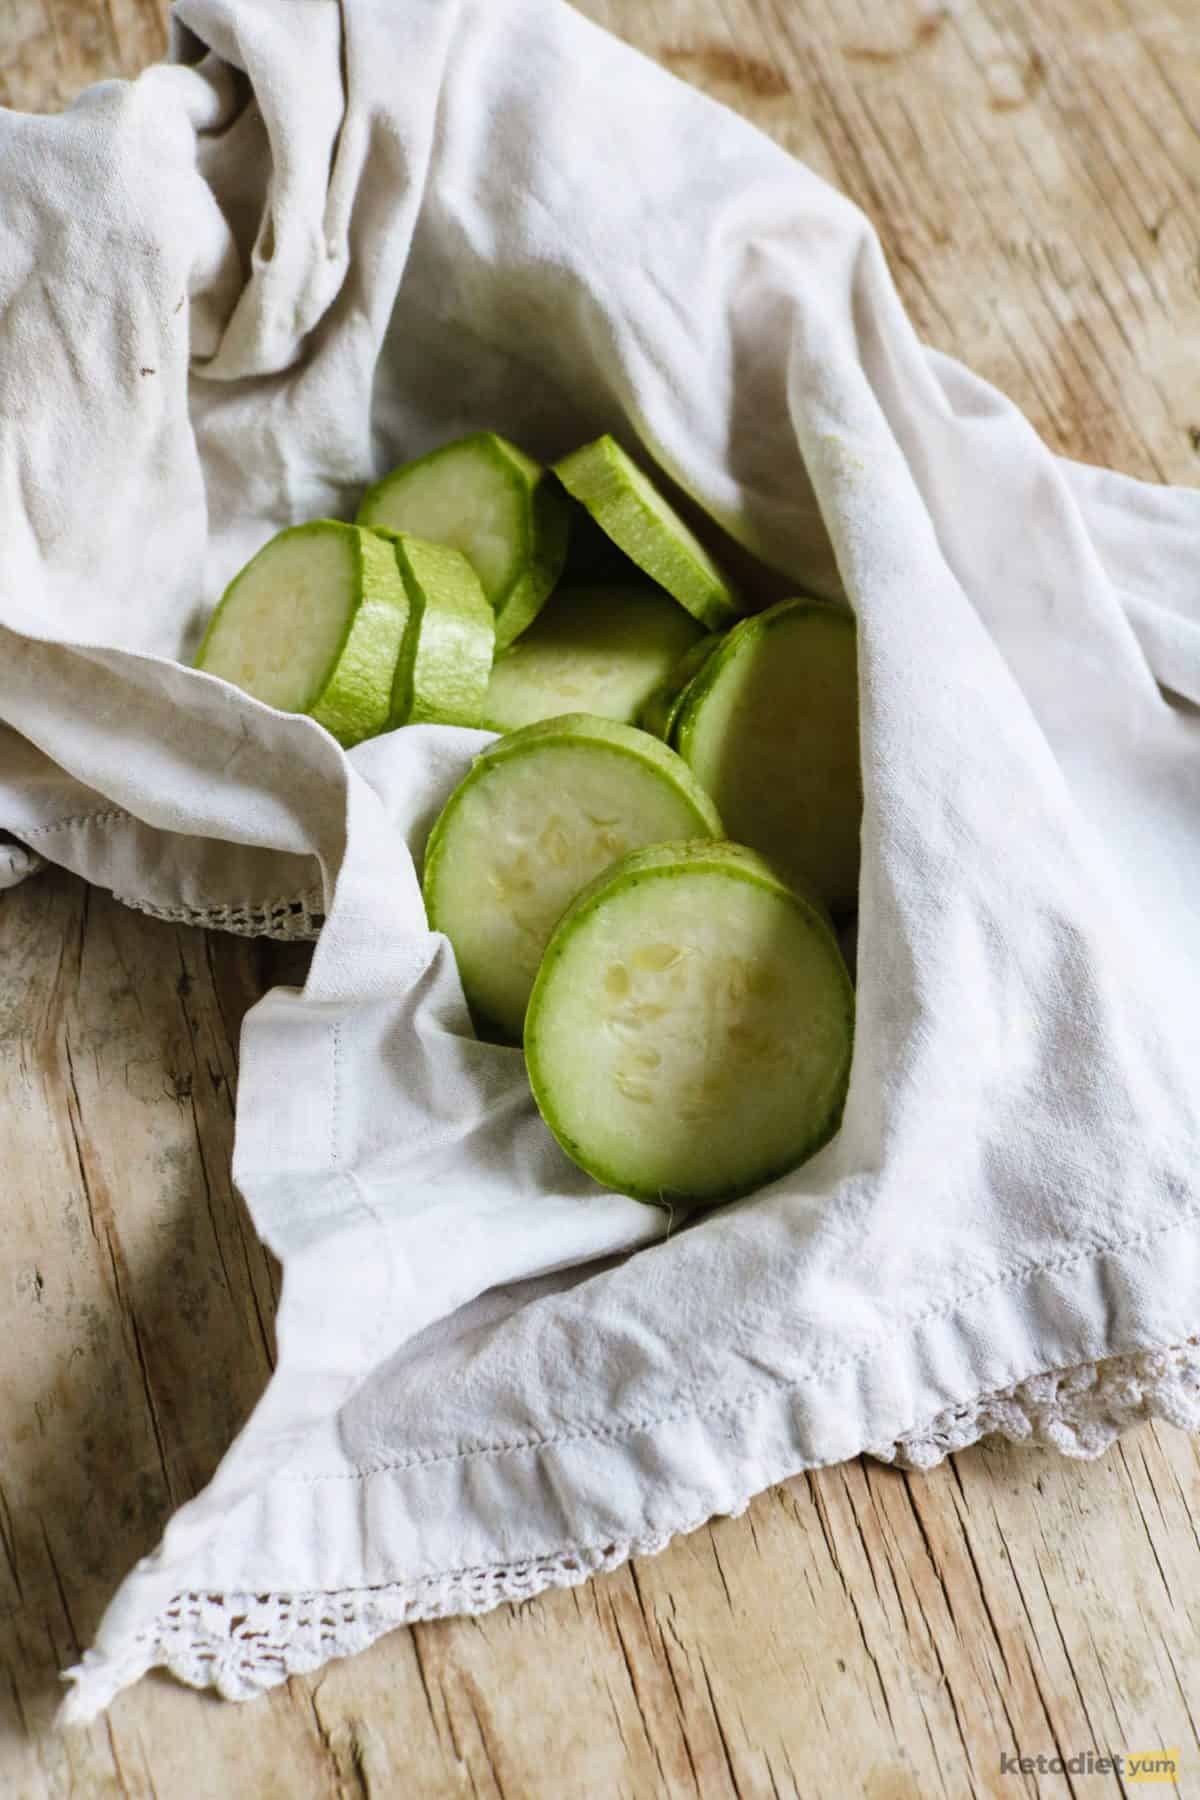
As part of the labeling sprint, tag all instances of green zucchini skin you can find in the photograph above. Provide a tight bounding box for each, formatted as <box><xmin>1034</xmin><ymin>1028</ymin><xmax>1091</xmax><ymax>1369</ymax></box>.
<box><xmin>554</xmin><ymin>435</ymin><xmax>741</xmax><ymax>631</ymax></box>
<box><xmin>369</xmin><ymin>529</ymin><xmax>495</xmax><ymax>730</ymax></box>
<box><xmin>636</xmin><ymin>631</ymin><xmax>724</xmax><ymax>742</ymax></box>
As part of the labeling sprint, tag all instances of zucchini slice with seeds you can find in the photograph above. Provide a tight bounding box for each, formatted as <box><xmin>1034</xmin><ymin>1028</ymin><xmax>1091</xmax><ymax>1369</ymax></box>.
<box><xmin>423</xmin><ymin>714</ymin><xmax>722</xmax><ymax>1041</ymax></box>
<box><xmin>526</xmin><ymin>840</ymin><xmax>854</xmax><ymax>1204</ymax></box>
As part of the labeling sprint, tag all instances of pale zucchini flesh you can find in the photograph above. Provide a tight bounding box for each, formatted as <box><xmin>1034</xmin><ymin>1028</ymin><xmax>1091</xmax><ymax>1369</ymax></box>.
<box><xmin>526</xmin><ymin>841</ymin><xmax>854</xmax><ymax>1205</ymax></box>
<box><xmin>481</xmin><ymin>584</ymin><xmax>705</xmax><ymax>733</ymax></box>
<box><xmin>553</xmin><ymin>435</ymin><xmax>740</xmax><ymax>630</ymax></box>
<box><xmin>676</xmin><ymin>597</ymin><xmax>862</xmax><ymax>914</ymax></box>
<box><xmin>195</xmin><ymin>521</ymin><xmax>410</xmax><ymax>748</ymax></box>
<box><xmin>358</xmin><ymin>432</ymin><xmax>569</xmax><ymax>649</ymax></box>
<box><xmin>423</xmin><ymin>714</ymin><xmax>722</xmax><ymax>1041</ymax></box>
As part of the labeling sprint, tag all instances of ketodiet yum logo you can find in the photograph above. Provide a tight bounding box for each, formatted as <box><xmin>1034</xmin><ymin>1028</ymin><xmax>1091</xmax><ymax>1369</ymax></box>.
<box><xmin>999</xmin><ymin>1749</ymin><xmax>1179</xmax><ymax>1783</ymax></box>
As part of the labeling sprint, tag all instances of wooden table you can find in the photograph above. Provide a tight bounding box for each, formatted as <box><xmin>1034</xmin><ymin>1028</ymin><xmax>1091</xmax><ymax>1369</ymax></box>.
<box><xmin>2</xmin><ymin>3</ymin><xmax>1199</xmax><ymax>1795</ymax></box>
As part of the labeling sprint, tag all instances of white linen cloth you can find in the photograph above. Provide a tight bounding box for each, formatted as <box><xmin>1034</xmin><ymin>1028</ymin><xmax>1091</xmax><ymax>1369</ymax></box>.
<box><xmin>0</xmin><ymin>0</ymin><xmax>1193</xmax><ymax>1717</ymax></box>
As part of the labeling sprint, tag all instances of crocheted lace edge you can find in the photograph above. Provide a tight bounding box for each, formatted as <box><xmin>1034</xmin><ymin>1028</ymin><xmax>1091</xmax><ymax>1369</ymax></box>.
<box><xmin>113</xmin><ymin>889</ymin><xmax>325</xmax><ymax>941</ymax></box>
<box><xmin>58</xmin><ymin>1334</ymin><xmax>1200</xmax><ymax>1721</ymax></box>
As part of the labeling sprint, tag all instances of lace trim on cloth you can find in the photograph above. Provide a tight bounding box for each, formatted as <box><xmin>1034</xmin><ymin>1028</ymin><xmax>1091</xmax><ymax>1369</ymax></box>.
<box><xmin>877</xmin><ymin>1334</ymin><xmax>1200</xmax><ymax>1469</ymax></box>
<box><xmin>58</xmin><ymin>1336</ymin><xmax>1200</xmax><ymax>1720</ymax></box>
<box><xmin>113</xmin><ymin>890</ymin><xmax>325</xmax><ymax>941</ymax></box>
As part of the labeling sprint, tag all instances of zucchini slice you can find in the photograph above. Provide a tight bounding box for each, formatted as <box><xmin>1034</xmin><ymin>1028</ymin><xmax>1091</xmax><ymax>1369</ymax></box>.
<box><xmin>195</xmin><ymin>521</ymin><xmax>409</xmax><ymax>749</ymax></box>
<box><xmin>676</xmin><ymin>597</ymin><xmax>861</xmax><ymax>914</ymax></box>
<box><xmin>526</xmin><ymin>841</ymin><xmax>854</xmax><ymax>1205</ymax></box>
<box><xmin>358</xmin><ymin>432</ymin><xmax>569</xmax><ymax>649</ymax></box>
<box><xmin>375</xmin><ymin>530</ymin><xmax>495</xmax><ymax>729</ymax></box>
<box><xmin>553</xmin><ymin>435</ymin><xmax>740</xmax><ymax>630</ymax></box>
<box><xmin>423</xmin><ymin>714</ymin><xmax>722</xmax><ymax>1040</ymax></box>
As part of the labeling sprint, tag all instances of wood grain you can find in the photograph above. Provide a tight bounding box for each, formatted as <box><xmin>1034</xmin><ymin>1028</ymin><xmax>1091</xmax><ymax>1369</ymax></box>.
<box><xmin>2</xmin><ymin>1</ymin><xmax>1199</xmax><ymax>1796</ymax></box>
<box><xmin>0</xmin><ymin>0</ymin><xmax>166</xmax><ymax>113</ymax></box>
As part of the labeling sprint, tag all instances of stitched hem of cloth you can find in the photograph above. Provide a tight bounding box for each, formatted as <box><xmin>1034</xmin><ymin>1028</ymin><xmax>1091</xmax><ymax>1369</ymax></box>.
<box><xmin>113</xmin><ymin>890</ymin><xmax>325</xmax><ymax>941</ymax></box>
<box><xmin>58</xmin><ymin>1335</ymin><xmax>1200</xmax><ymax>1718</ymax></box>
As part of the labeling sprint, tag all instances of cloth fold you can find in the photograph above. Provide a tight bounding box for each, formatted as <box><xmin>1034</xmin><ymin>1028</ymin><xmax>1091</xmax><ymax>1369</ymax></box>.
<box><xmin>0</xmin><ymin>0</ymin><xmax>1193</xmax><ymax>1719</ymax></box>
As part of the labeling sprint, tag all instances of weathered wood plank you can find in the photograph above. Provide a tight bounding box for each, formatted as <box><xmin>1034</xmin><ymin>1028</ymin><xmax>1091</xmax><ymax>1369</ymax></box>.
<box><xmin>0</xmin><ymin>0</ymin><xmax>167</xmax><ymax>112</ymax></box>
<box><xmin>1</xmin><ymin>1</ymin><xmax>1198</xmax><ymax>1796</ymax></box>
<box><xmin>587</xmin><ymin>0</ymin><xmax>1200</xmax><ymax>487</ymax></box>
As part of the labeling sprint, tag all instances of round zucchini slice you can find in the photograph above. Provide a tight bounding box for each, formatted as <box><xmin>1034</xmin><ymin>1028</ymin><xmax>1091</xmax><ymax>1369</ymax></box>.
<box><xmin>423</xmin><ymin>714</ymin><xmax>722</xmax><ymax>1040</ymax></box>
<box><xmin>553</xmin><ymin>435</ymin><xmax>740</xmax><ymax>630</ymax></box>
<box><xmin>526</xmin><ymin>841</ymin><xmax>854</xmax><ymax>1205</ymax></box>
<box><xmin>358</xmin><ymin>432</ymin><xmax>569</xmax><ymax>649</ymax></box>
<box><xmin>195</xmin><ymin>521</ymin><xmax>410</xmax><ymax>749</ymax></box>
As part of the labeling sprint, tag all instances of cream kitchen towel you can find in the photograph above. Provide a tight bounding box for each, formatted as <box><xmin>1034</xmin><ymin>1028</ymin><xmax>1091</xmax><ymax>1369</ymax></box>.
<box><xmin>0</xmin><ymin>0</ymin><xmax>1194</xmax><ymax>1717</ymax></box>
